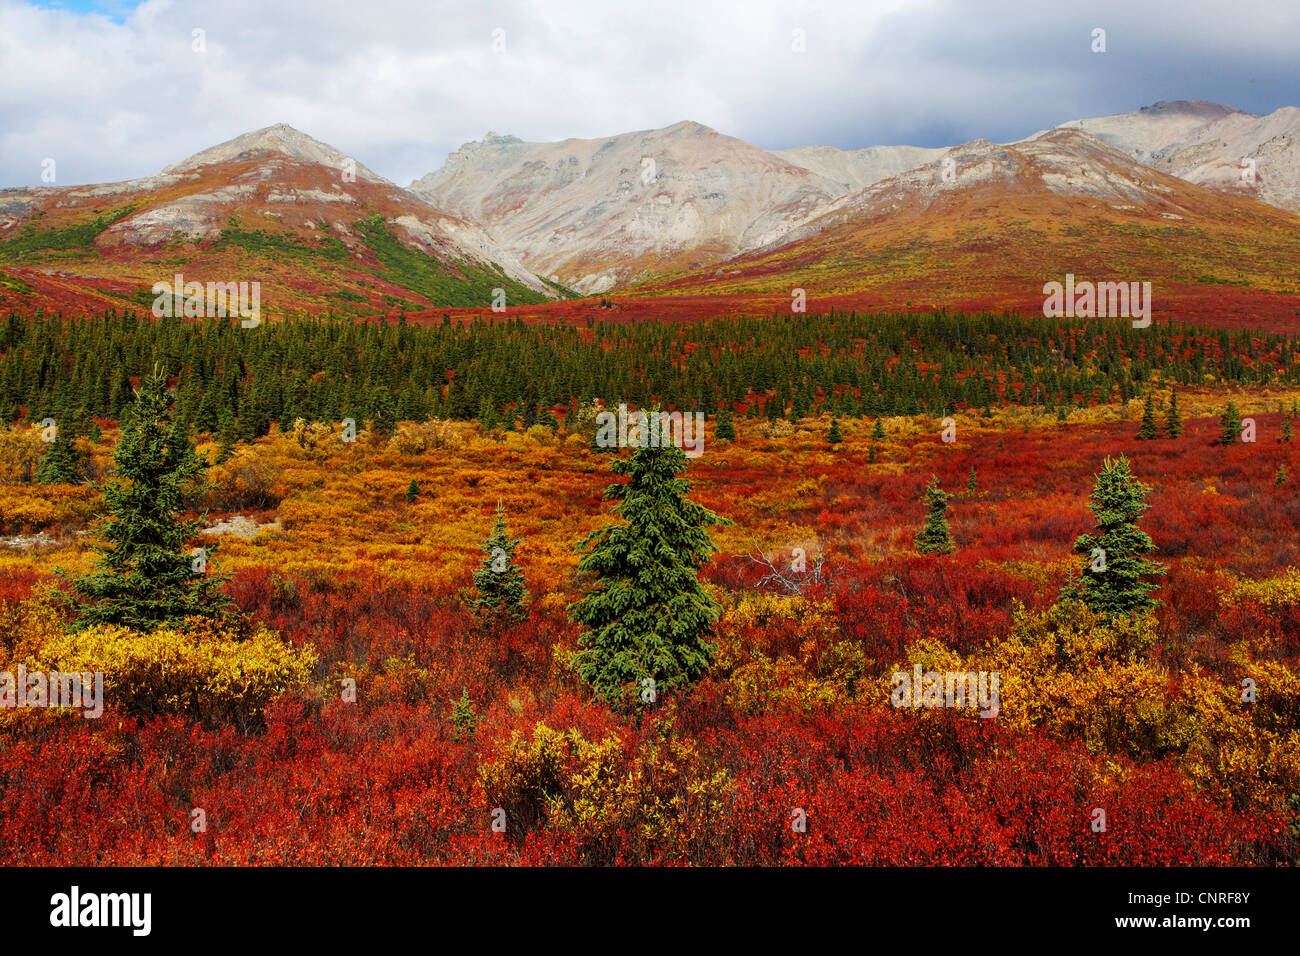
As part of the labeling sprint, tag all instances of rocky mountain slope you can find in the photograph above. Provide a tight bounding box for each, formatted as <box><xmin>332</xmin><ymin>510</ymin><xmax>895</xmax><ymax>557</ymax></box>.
<box><xmin>408</xmin><ymin>121</ymin><xmax>849</xmax><ymax>294</ymax></box>
<box><xmin>647</xmin><ymin>128</ymin><xmax>1300</xmax><ymax>320</ymax></box>
<box><xmin>3</xmin><ymin>104</ymin><xmax>1297</xmax><ymax>323</ymax></box>
<box><xmin>1059</xmin><ymin>100</ymin><xmax>1300</xmax><ymax>214</ymax></box>
<box><xmin>412</xmin><ymin>102</ymin><xmax>1299</xmax><ymax>298</ymax></box>
<box><xmin>0</xmin><ymin>125</ymin><xmax>558</xmax><ymax>317</ymax></box>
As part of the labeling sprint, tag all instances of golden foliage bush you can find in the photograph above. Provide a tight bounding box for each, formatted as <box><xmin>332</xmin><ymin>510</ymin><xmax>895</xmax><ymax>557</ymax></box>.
<box><xmin>0</xmin><ymin>485</ymin><xmax>96</xmax><ymax>534</ymax></box>
<box><xmin>548</xmin><ymin>728</ymin><xmax>733</xmax><ymax>862</ymax></box>
<box><xmin>30</xmin><ymin>617</ymin><xmax>316</xmax><ymax>731</ymax></box>
<box><xmin>290</xmin><ymin>418</ymin><xmax>336</xmax><ymax>453</ymax></box>
<box><xmin>717</xmin><ymin>593</ymin><xmax>861</xmax><ymax>715</ymax></box>
<box><xmin>479</xmin><ymin>721</ymin><xmax>733</xmax><ymax>862</ymax></box>
<box><xmin>387</xmin><ymin>420</ymin><xmax>464</xmax><ymax>454</ymax></box>
<box><xmin>1178</xmin><ymin>663</ymin><xmax>1300</xmax><ymax>812</ymax></box>
<box><xmin>206</xmin><ymin>445</ymin><xmax>289</xmax><ymax>510</ymax></box>
<box><xmin>0</xmin><ymin>426</ymin><xmax>43</xmax><ymax>483</ymax></box>
<box><xmin>479</xmin><ymin>723</ymin><xmax>578</xmax><ymax>840</ymax></box>
<box><xmin>1224</xmin><ymin>567</ymin><xmax>1300</xmax><ymax>612</ymax></box>
<box><xmin>0</xmin><ymin>593</ymin><xmax>63</xmax><ymax>664</ymax></box>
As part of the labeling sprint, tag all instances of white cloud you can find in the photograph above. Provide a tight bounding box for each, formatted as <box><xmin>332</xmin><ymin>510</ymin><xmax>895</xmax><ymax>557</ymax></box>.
<box><xmin>1</xmin><ymin>0</ymin><xmax>1298</xmax><ymax>188</ymax></box>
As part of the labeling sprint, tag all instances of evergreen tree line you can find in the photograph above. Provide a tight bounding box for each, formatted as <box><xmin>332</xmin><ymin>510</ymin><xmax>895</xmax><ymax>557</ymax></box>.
<box><xmin>2</xmin><ymin>308</ymin><xmax>1295</xmax><ymax>444</ymax></box>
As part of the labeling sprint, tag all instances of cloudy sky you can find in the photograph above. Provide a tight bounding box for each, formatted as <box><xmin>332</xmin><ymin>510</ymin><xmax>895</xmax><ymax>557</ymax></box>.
<box><xmin>2</xmin><ymin>0</ymin><xmax>1298</xmax><ymax>188</ymax></box>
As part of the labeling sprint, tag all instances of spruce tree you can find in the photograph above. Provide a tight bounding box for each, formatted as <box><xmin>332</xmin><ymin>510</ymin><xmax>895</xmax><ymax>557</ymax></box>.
<box><xmin>766</xmin><ymin>395</ymin><xmax>782</xmax><ymax>422</ymax></box>
<box><xmin>790</xmin><ymin>390</ymin><xmax>811</xmax><ymax>422</ymax></box>
<box><xmin>405</xmin><ymin>479</ymin><xmax>420</xmax><ymax>502</ymax></box>
<box><xmin>914</xmin><ymin>476</ymin><xmax>954</xmax><ymax>555</ymax></box>
<box><xmin>714</xmin><ymin>407</ymin><xmax>735</xmax><ymax>442</ymax></box>
<box><xmin>1164</xmin><ymin>389</ymin><xmax>1182</xmax><ymax>438</ymax></box>
<box><xmin>827</xmin><ymin>417</ymin><xmax>843</xmax><ymax>446</ymax></box>
<box><xmin>966</xmin><ymin>466</ymin><xmax>977</xmax><ymax>494</ymax></box>
<box><xmin>35</xmin><ymin>432</ymin><xmax>81</xmax><ymax>484</ymax></box>
<box><xmin>1064</xmin><ymin>456</ymin><xmax>1164</xmax><ymax>617</ymax></box>
<box><xmin>1217</xmin><ymin>400</ymin><xmax>1242</xmax><ymax>445</ymax></box>
<box><xmin>871</xmin><ymin>418</ymin><xmax>887</xmax><ymax>440</ymax></box>
<box><xmin>65</xmin><ymin>369</ymin><xmax>229</xmax><ymax>630</ymax></box>
<box><xmin>1136</xmin><ymin>393</ymin><xmax>1159</xmax><ymax>439</ymax></box>
<box><xmin>370</xmin><ymin>386</ymin><xmax>397</xmax><ymax>437</ymax></box>
<box><xmin>214</xmin><ymin>409</ymin><xmax>238</xmax><ymax>463</ymax></box>
<box><xmin>569</xmin><ymin>438</ymin><xmax>728</xmax><ymax>707</ymax></box>
<box><xmin>469</xmin><ymin>503</ymin><xmax>527</xmax><ymax>628</ymax></box>
<box><xmin>1276</xmin><ymin>464</ymin><xmax>1289</xmax><ymax>486</ymax></box>
<box><xmin>194</xmin><ymin>388</ymin><xmax>219</xmax><ymax>433</ymax></box>
<box><xmin>1282</xmin><ymin>419</ymin><xmax>1293</xmax><ymax>443</ymax></box>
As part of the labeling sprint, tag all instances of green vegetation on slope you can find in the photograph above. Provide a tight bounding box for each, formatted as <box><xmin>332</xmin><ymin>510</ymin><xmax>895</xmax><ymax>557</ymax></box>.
<box><xmin>0</xmin><ymin>206</ymin><xmax>137</xmax><ymax>261</ymax></box>
<box><xmin>354</xmin><ymin>214</ymin><xmax>550</xmax><ymax>308</ymax></box>
<box><xmin>216</xmin><ymin>225</ymin><xmax>349</xmax><ymax>262</ymax></box>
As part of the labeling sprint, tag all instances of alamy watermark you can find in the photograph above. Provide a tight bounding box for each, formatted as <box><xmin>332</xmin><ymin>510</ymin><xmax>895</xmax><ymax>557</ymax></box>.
<box><xmin>50</xmin><ymin>886</ymin><xmax>150</xmax><ymax>936</ymax></box>
<box><xmin>891</xmin><ymin>665</ymin><xmax>1000</xmax><ymax>718</ymax></box>
<box><xmin>151</xmin><ymin>272</ymin><xmax>261</xmax><ymax>327</ymax></box>
<box><xmin>593</xmin><ymin>403</ymin><xmax>705</xmax><ymax>458</ymax></box>
<box><xmin>1</xmin><ymin>665</ymin><xmax>104</xmax><ymax>718</ymax></box>
<box><xmin>1042</xmin><ymin>274</ymin><xmax>1151</xmax><ymax>328</ymax></box>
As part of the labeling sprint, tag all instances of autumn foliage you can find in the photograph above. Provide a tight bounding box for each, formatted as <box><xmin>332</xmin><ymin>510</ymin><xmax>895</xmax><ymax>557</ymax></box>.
<box><xmin>1</xmin><ymin>368</ymin><xmax>1299</xmax><ymax>866</ymax></box>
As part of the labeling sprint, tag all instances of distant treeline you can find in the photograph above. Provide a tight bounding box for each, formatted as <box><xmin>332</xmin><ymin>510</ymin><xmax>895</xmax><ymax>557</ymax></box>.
<box><xmin>0</xmin><ymin>308</ymin><xmax>1294</xmax><ymax>439</ymax></box>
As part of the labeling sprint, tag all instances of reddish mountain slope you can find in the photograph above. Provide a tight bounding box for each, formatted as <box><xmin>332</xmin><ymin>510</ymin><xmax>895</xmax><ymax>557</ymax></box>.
<box><xmin>0</xmin><ymin>125</ymin><xmax>559</xmax><ymax>318</ymax></box>
<box><xmin>641</xmin><ymin>130</ymin><xmax>1300</xmax><ymax>327</ymax></box>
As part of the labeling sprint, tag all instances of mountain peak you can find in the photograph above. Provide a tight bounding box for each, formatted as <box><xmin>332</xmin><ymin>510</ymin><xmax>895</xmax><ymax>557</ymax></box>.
<box><xmin>162</xmin><ymin>124</ymin><xmax>387</xmax><ymax>183</ymax></box>
<box><xmin>663</xmin><ymin>120</ymin><xmax>715</xmax><ymax>135</ymax></box>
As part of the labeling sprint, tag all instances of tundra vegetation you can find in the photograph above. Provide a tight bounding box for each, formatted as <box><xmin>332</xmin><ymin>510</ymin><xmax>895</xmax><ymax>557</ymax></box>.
<box><xmin>0</xmin><ymin>308</ymin><xmax>1297</xmax><ymax>865</ymax></box>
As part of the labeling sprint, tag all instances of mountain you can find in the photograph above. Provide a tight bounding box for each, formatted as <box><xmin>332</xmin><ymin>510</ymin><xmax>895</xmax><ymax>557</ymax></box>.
<box><xmin>0</xmin><ymin>124</ymin><xmax>559</xmax><ymax>317</ymax></box>
<box><xmin>408</xmin><ymin>121</ymin><xmax>849</xmax><ymax>294</ymax></box>
<box><xmin>1059</xmin><ymin>100</ymin><xmax>1300</xmax><ymax>214</ymax></box>
<box><xmin>411</xmin><ymin>103</ymin><xmax>1300</xmax><ymax>308</ymax></box>
<box><xmin>646</xmin><ymin>128</ymin><xmax>1300</xmax><ymax>324</ymax></box>
<box><xmin>3</xmin><ymin>107</ymin><xmax>1298</xmax><ymax>325</ymax></box>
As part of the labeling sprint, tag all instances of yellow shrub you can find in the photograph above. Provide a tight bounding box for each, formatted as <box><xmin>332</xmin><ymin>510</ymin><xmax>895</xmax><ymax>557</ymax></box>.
<box><xmin>1048</xmin><ymin>661</ymin><xmax>1196</xmax><ymax>758</ymax></box>
<box><xmin>479</xmin><ymin>723</ymin><xmax>581</xmax><ymax>839</ymax></box>
<box><xmin>550</xmin><ymin>730</ymin><xmax>733</xmax><ymax>862</ymax></box>
<box><xmin>387</xmin><ymin>420</ymin><xmax>463</xmax><ymax>454</ymax></box>
<box><xmin>206</xmin><ymin>446</ymin><xmax>288</xmax><ymax>510</ymax></box>
<box><xmin>479</xmin><ymin>721</ymin><xmax>733</xmax><ymax>860</ymax></box>
<box><xmin>718</xmin><ymin>593</ymin><xmax>854</xmax><ymax>713</ymax></box>
<box><xmin>1224</xmin><ymin>567</ymin><xmax>1300</xmax><ymax>610</ymax></box>
<box><xmin>524</xmin><ymin>424</ymin><xmax>555</xmax><ymax>446</ymax></box>
<box><xmin>0</xmin><ymin>485</ymin><xmax>96</xmax><ymax>533</ymax></box>
<box><xmin>1005</xmin><ymin>599</ymin><xmax>1158</xmax><ymax>668</ymax></box>
<box><xmin>33</xmin><ymin>621</ymin><xmax>316</xmax><ymax>731</ymax></box>
<box><xmin>0</xmin><ymin>426</ymin><xmax>43</xmax><ymax>483</ymax></box>
<box><xmin>1179</xmin><ymin>666</ymin><xmax>1300</xmax><ymax>811</ymax></box>
<box><xmin>727</xmin><ymin>655</ymin><xmax>839</xmax><ymax>716</ymax></box>
<box><xmin>290</xmin><ymin>418</ymin><xmax>335</xmax><ymax>452</ymax></box>
<box><xmin>0</xmin><ymin>594</ymin><xmax>64</xmax><ymax>664</ymax></box>
<box><xmin>717</xmin><ymin>592</ymin><xmax>836</xmax><ymax>663</ymax></box>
